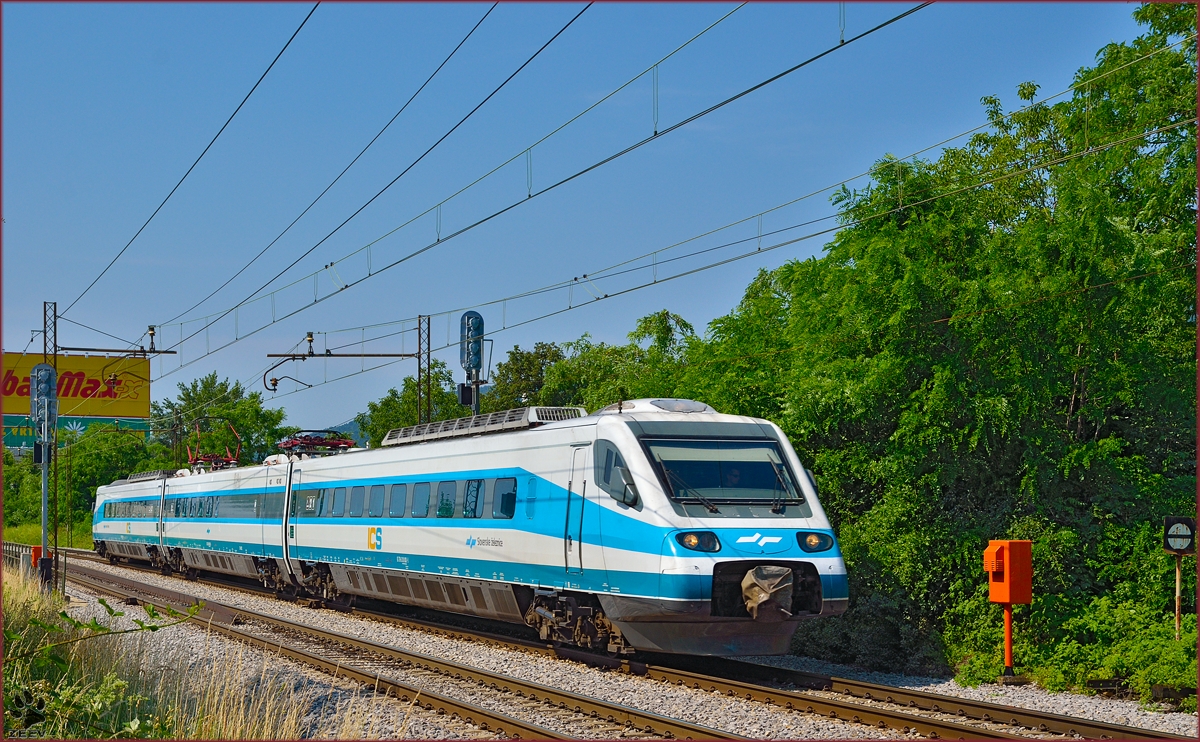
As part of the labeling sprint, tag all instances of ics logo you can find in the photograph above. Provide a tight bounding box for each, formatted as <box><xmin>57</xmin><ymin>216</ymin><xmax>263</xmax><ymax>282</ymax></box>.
<box><xmin>367</xmin><ymin>527</ymin><xmax>382</xmax><ymax>551</ymax></box>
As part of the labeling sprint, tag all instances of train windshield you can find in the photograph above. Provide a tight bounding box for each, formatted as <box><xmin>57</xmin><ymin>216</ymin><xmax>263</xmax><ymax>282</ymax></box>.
<box><xmin>644</xmin><ymin>439</ymin><xmax>806</xmax><ymax>509</ymax></box>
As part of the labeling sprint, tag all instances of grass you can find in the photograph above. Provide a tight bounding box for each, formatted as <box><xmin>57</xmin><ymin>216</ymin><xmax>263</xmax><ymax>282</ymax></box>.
<box><xmin>3</xmin><ymin>564</ymin><xmax>411</xmax><ymax>738</ymax></box>
<box><xmin>4</xmin><ymin>521</ymin><xmax>94</xmax><ymax>550</ymax></box>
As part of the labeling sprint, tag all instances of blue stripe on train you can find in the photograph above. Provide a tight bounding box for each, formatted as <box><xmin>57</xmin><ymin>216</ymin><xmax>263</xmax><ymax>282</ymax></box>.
<box><xmin>98</xmin><ymin>530</ymin><xmax>847</xmax><ymax>605</ymax></box>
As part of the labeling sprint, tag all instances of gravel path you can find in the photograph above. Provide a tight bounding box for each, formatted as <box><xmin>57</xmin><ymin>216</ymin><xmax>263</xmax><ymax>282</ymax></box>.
<box><xmin>743</xmin><ymin>654</ymin><xmax>1198</xmax><ymax>738</ymax></box>
<box><xmin>65</xmin><ymin>580</ymin><xmax>499</xmax><ymax>739</ymax></box>
<box><xmin>75</xmin><ymin>562</ymin><xmax>905</xmax><ymax>739</ymax></box>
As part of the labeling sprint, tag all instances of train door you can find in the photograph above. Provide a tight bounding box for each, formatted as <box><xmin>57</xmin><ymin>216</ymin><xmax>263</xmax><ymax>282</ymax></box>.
<box><xmin>156</xmin><ymin>477</ymin><xmax>168</xmax><ymax>552</ymax></box>
<box><xmin>564</xmin><ymin>444</ymin><xmax>589</xmax><ymax>574</ymax></box>
<box><xmin>281</xmin><ymin>465</ymin><xmax>301</xmax><ymax>580</ymax></box>
<box><xmin>261</xmin><ymin>464</ymin><xmax>287</xmax><ymax>559</ymax></box>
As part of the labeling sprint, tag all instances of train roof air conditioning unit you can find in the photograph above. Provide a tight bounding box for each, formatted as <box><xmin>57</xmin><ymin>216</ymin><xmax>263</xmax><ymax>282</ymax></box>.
<box><xmin>381</xmin><ymin>406</ymin><xmax>586</xmax><ymax>447</ymax></box>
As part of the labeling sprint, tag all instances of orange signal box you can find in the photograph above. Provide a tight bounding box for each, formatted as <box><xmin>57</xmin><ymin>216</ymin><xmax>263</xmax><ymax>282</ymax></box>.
<box><xmin>984</xmin><ymin>540</ymin><xmax>1032</xmax><ymax>605</ymax></box>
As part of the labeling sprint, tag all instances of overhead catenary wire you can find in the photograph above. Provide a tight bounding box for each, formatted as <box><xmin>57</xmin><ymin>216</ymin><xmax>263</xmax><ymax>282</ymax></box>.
<box><xmin>157</xmin><ymin>22</ymin><xmax>1194</xmax><ymax>380</ymax></box>
<box><xmin>270</xmin><ymin>115</ymin><xmax>1196</xmax><ymax>400</ymax></box>
<box><xmin>158</xmin><ymin>3</ymin><xmax>593</xmax><ymax>364</ymax></box>
<box><xmin>57</xmin><ymin>316</ymin><xmax>143</xmax><ymax>349</ymax></box>
<box><xmin>151</xmin><ymin>2</ymin><xmax>928</xmax><ymax>379</ymax></box>
<box><xmin>68</xmin><ymin>111</ymin><xmax>1195</xmax><ymax>462</ymax></box>
<box><xmin>162</xmin><ymin>2</ymin><xmax>745</xmax><ymax>331</ymax></box>
<box><xmin>313</xmin><ymin>34</ymin><xmax>1196</xmax><ymax>353</ymax></box>
<box><xmin>195</xmin><ymin>26</ymin><xmax>1200</xmax><ymax>344</ymax></box>
<box><xmin>61</xmin><ymin>2</ymin><xmax>320</xmax><ymax>319</ymax></box>
<box><xmin>158</xmin><ymin>2</ymin><xmax>499</xmax><ymax>328</ymax></box>
<box><xmin>51</xmin><ymin>37</ymin><xmax>1195</xmax><ymax>461</ymax></box>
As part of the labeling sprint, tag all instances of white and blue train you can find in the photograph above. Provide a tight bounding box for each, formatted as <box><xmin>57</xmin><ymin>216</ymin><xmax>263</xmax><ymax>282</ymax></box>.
<box><xmin>93</xmin><ymin>399</ymin><xmax>847</xmax><ymax>656</ymax></box>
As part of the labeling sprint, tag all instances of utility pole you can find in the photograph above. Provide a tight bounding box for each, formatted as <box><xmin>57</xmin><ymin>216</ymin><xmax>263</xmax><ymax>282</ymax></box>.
<box><xmin>418</xmin><ymin>315</ymin><xmax>432</xmax><ymax>424</ymax></box>
<box><xmin>31</xmin><ymin>302</ymin><xmax>58</xmax><ymax>587</ymax></box>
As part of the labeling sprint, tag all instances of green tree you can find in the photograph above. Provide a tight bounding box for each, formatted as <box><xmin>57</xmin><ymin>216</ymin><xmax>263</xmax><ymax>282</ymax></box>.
<box><xmin>354</xmin><ymin>359</ymin><xmax>469</xmax><ymax>447</ymax></box>
<box><xmin>150</xmin><ymin>372</ymin><xmax>295</xmax><ymax>466</ymax></box>
<box><xmin>480</xmin><ymin>342</ymin><xmax>565</xmax><ymax>412</ymax></box>
<box><xmin>538</xmin><ymin>310</ymin><xmax>694</xmax><ymax>411</ymax></box>
<box><xmin>529</xmin><ymin>3</ymin><xmax>1196</xmax><ymax>693</ymax></box>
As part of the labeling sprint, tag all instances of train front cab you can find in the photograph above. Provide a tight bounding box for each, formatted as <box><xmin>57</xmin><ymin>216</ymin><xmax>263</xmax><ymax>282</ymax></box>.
<box><xmin>590</xmin><ymin>403</ymin><xmax>848</xmax><ymax>655</ymax></box>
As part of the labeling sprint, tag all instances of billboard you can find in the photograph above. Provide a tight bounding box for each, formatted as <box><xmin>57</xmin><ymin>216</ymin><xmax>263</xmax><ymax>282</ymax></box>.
<box><xmin>1</xmin><ymin>353</ymin><xmax>151</xmax><ymax>419</ymax></box>
<box><xmin>3</xmin><ymin>415</ymin><xmax>151</xmax><ymax>449</ymax></box>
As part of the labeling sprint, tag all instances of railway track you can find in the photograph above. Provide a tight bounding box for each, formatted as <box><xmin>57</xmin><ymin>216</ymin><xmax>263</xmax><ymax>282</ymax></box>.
<box><xmin>42</xmin><ymin>547</ymin><xmax>1193</xmax><ymax>740</ymax></box>
<box><xmin>64</xmin><ymin>562</ymin><xmax>741</xmax><ymax>741</ymax></box>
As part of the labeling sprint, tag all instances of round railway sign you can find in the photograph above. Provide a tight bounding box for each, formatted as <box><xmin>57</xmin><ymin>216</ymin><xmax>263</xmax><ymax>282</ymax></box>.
<box><xmin>1163</xmin><ymin>516</ymin><xmax>1196</xmax><ymax>555</ymax></box>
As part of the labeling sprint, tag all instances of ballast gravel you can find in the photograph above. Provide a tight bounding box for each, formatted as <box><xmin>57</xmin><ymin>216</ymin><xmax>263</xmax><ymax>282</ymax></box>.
<box><xmin>64</xmin><ymin>580</ymin><xmax>499</xmax><ymax>739</ymax></box>
<box><xmin>76</xmin><ymin>560</ymin><xmax>1196</xmax><ymax>739</ymax></box>
<box><xmin>76</xmin><ymin>561</ymin><xmax>900</xmax><ymax>739</ymax></box>
<box><xmin>742</xmin><ymin>654</ymin><xmax>1198</xmax><ymax>739</ymax></box>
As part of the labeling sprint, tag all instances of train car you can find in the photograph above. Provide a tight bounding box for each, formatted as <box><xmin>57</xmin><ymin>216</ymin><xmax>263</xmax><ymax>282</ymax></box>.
<box><xmin>93</xmin><ymin>399</ymin><xmax>848</xmax><ymax>656</ymax></box>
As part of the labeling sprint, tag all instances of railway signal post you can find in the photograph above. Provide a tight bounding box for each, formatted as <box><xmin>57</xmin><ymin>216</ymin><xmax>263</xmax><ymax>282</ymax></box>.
<box><xmin>1162</xmin><ymin>516</ymin><xmax>1196</xmax><ymax>641</ymax></box>
<box><xmin>984</xmin><ymin>539</ymin><xmax>1032</xmax><ymax>682</ymax></box>
<box><xmin>30</xmin><ymin>361</ymin><xmax>57</xmax><ymax>587</ymax></box>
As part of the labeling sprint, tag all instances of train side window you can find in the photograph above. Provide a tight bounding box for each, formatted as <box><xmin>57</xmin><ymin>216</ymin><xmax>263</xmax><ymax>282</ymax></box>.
<box><xmin>436</xmin><ymin>482</ymin><xmax>457</xmax><ymax>518</ymax></box>
<box><xmin>348</xmin><ymin>486</ymin><xmax>366</xmax><ymax>517</ymax></box>
<box><xmin>388</xmin><ymin>484</ymin><xmax>407</xmax><ymax>517</ymax></box>
<box><xmin>186</xmin><ymin>499</ymin><xmax>195</xmax><ymax>518</ymax></box>
<box><xmin>411</xmin><ymin>483</ymin><xmax>431</xmax><ymax>517</ymax></box>
<box><xmin>331</xmin><ymin>488</ymin><xmax>347</xmax><ymax>517</ymax></box>
<box><xmin>262</xmin><ymin>493</ymin><xmax>284</xmax><ymax>519</ymax></box>
<box><xmin>463</xmin><ymin>480</ymin><xmax>484</xmax><ymax>518</ymax></box>
<box><xmin>300</xmin><ymin>490</ymin><xmax>320</xmax><ymax>517</ymax></box>
<box><xmin>205</xmin><ymin>497</ymin><xmax>214</xmax><ymax>518</ymax></box>
<box><xmin>318</xmin><ymin>489</ymin><xmax>333</xmax><ymax>517</ymax></box>
<box><xmin>368</xmin><ymin>485</ymin><xmax>385</xmax><ymax>517</ymax></box>
<box><xmin>494</xmin><ymin>478</ymin><xmax>517</xmax><ymax>519</ymax></box>
<box><xmin>212</xmin><ymin>497</ymin><xmax>220</xmax><ymax>517</ymax></box>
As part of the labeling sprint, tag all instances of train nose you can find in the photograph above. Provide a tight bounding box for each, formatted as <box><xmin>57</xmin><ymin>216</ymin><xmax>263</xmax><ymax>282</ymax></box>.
<box><xmin>741</xmin><ymin>565</ymin><xmax>793</xmax><ymax>622</ymax></box>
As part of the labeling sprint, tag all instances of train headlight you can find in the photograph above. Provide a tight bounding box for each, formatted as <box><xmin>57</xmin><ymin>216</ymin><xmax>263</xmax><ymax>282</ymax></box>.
<box><xmin>676</xmin><ymin>531</ymin><xmax>721</xmax><ymax>552</ymax></box>
<box><xmin>798</xmin><ymin>532</ymin><xmax>834</xmax><ymax>552</ymax></box>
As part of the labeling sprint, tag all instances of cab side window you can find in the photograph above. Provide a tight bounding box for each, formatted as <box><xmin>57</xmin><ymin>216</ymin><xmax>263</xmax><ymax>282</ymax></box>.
<box><xmin>594</xmin><ymin>439</ymin><xmax>629</xmax><ymax>501</ymax></box>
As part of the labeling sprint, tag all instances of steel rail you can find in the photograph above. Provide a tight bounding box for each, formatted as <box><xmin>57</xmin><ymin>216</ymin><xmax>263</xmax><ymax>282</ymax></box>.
<box><xmin>65</xmin><ymin>565</ymin><xmax>565</xmax><ymax>740</ymax></box>
<box><xmin>653</xmin><ymin>656</ymin><xmax>1195</xmax><ymax>741</ymax></box>
<box><xmin>66</xmin><ymin>562</ymin><xmax>742</xmax><ymax>741</ymax></box>
<box><xmin>60</xmin><ymin>549</ymin><xmax>1193</xmax><ymax>740</ymax></box>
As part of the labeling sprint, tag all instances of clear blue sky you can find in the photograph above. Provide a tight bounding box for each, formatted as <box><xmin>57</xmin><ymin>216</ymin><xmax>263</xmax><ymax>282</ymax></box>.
<box><xmin>4</xmin><ymin>2</ymin><xmax>1144</xmax><ymax>428</ymax></box>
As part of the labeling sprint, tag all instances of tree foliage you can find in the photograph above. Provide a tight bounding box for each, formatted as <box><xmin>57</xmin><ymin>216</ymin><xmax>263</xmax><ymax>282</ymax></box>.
<box><xmin>354</xmin><ymin>359</ymin><xmax>469</xmax><ymax>448</ymax></box>
<box><xmin>434</xmin><ymin>4</ymin><xmax>1196</xmax><ymax>693</ymax></box>
<box><xmin>4</xmin><ymin>372</ymin><xmax>294</xmax><ymax>533</ymax></box>
<box><xmin>480</xmin><ymin>342</ymin><xmax>565</xmax><ymax>412</ymax></box>
<box><xmin>150</xmin><ymin>372</ymin><xmax>296</xmax><ymax>466</ymax></box>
